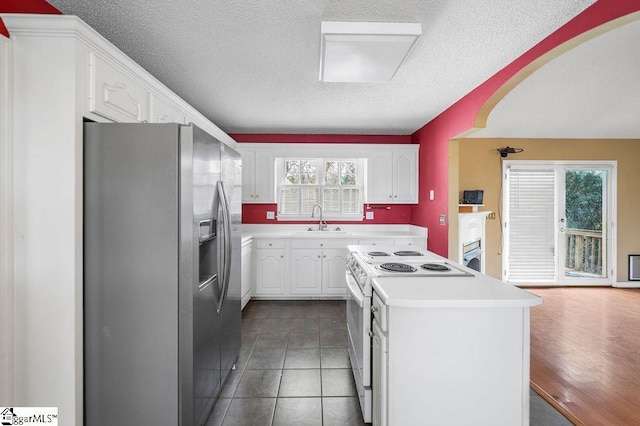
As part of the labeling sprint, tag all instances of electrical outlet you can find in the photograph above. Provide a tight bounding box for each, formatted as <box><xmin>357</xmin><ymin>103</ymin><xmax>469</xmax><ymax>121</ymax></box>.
<box><xmin>366</xmin><ymin>211</ymin><xmax>374</xmax><ymax>220</ymax></box>
<box><xmin>429</xmin><ymin>189</ymin><xmax>435</xmax><ymax>201</ymax></box>
<box><xmin>266</xmin><ymin>211</ymin><xmax>275</xmax><ymax>220</ymax></box>
<box><xmin>439</xmin><ymin>214</ymin><xmax>446</xmax><ymax>225</ymax></box>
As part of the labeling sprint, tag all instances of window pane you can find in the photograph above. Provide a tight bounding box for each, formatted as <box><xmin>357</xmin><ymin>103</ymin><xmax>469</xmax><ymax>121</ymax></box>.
<box><xmin>300</xmin><ymin>173</ymin><xmax>317</xmax><ymax>184</ymax></box>
<box><xmin>341</xmin><ymin>161</ymin><xmax>356</xmax><ymax>175</ymax></box>
<box><xmin>300</xmin><ymin>160</ymin><xmax>316</xmax><ymax>174</ymax></box>
<box><xmin>325</xmin><ymin>173</ymin><xmax>339</xmax><ymax>185</ymax></box>
<box><xmin>326</xmin><ymin>161</ymin><xmax>338</xmax><ymax>174</ymax></box>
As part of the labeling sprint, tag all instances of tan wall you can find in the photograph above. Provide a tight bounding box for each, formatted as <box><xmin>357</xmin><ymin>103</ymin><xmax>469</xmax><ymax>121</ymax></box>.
<box><xmin>456</xmin><ymin>138</ymin><xmax>640</xmax><ymax>283</ymax></box>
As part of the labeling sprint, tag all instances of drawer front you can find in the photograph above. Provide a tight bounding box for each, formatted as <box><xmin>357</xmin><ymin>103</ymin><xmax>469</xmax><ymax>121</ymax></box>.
<box><xmin>89</xmin><ymin>52</ymin><xmax>149</xmax><ymax>123</ymax></box>
<box><xmin>291</xmin><ymin>238</ymin><xmax>356</xmax><ymax>249</ymax></box>
<box><xmin>393</xmin><ymin>238</ymin><xmax>426</xmax><ymax>248</ymax></box>
<box><xmin>357</xmin><ymin>238</ymin><xmax>390</xmax><ymax>246</ymax></box>
<box><xmin>255</xmin><ymin>239</ymin><xmax>286</xmax><ymax>249</ymax></box>
<box><xmin>372</xmin><ymin>291</ymin><xmax>387</xmax><ymax>332</ymax></box>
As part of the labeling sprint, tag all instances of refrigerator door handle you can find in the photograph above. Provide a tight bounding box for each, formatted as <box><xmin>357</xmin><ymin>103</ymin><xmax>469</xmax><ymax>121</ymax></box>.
<box><xmin>217</xmin><ymin>180</ymin><xmax>232</xmax><ymax>312</ymax></box>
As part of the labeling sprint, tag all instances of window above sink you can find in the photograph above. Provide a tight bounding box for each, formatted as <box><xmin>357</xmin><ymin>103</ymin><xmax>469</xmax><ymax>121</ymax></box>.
<box><xmin>276</xmin><ymin>157</ymin><xmax>365</xmax><ymax>221</ymax></box>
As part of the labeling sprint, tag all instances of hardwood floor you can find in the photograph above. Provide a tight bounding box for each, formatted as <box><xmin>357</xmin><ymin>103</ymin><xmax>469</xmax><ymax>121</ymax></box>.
<box><xmin>526</xmin><ymin>287</ymin><xmax>640</xmax><ymax>426</ymax></box>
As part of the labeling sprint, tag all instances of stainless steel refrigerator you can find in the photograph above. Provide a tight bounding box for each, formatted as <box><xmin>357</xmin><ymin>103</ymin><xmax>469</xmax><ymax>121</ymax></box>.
<box><xmin>83</xmin><ymin>123</ymin><xmax>241</xmax><ymax>425</ymax></box>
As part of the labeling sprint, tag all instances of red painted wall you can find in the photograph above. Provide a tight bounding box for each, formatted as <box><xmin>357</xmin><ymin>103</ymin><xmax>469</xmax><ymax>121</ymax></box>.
<box><xmin>410</xmin><ymin>0</ymin><xmax>640</xmax><ymax>257</ymax></box>
<box><xmin>243</xmin><ymin>203</ymin><xmax>412</xmax><ymax>225</ymax></box>
<box><xmin>232</xmin><ymin>133</ymin><xmax>414</xmax><ymax>225</ymax></box>
<box><xmin>0</xmin><ymin>0</ymin><xmax>61</xmax><ymax>37</ymax></box>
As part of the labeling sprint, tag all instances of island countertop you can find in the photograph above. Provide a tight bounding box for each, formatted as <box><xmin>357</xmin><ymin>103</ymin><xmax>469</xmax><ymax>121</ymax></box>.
<box><xmin>372</xmin><ymin>274</ymin><xmax>542</xmax><ymax>308</ymax></box>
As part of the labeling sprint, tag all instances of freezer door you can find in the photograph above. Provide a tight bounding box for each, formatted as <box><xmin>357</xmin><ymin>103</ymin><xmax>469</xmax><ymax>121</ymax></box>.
<box><xmin>84</xmin><ymin>123</ymin><xmax>182</xmax><ymax>426</ymax></box>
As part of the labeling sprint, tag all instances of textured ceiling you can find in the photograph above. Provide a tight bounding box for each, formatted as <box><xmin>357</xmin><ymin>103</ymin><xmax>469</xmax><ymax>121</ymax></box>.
<box><xmin>468</xmin><ymin>18</ymin><xmax>640</xmax><ymax>139</ymax></box>
<box><xmin>48</xmin><ymin>0</ymin><xmax>595</xmax><ymax>135</ymax></box>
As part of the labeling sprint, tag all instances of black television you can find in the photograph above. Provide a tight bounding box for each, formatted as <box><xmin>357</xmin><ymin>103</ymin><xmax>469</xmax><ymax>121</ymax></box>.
<box><xmin>462</xmin><ymin>190</ymin><xmax>484</xmax><ymax>205</ymax></box>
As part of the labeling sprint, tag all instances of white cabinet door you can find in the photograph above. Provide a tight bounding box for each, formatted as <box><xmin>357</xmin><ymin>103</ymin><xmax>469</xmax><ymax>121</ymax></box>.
<box><xmin>392</xmin><ymin>151</ymin><xmax>417</xmax><ymax>203</ymax></box>
<box><xmin>149</xmin><ymin>93</ymin><xmax>186</xmax><ymax>124</ymax></box>
<box><xmin>88</xmin><ymin>52</ymin><xmax>149</xmax><ymax>123</ymax></box>
<box><xmin>367</xmin><ymin>152</ymin><xmax>394</xmax><ymax>203</ymax></box>
<box><xmin>322</xmin><ymin>249</ymin><xmax>348</xmax><ymax>296</ymax></box>
<box><xmin>239</xmin><ymin>148</ymin><xmax>275</xmax><ymax>203</ymax></box>
<box><xmin>290</xmin><ymin>250</ymin><xmax>322</xmax><ymax>295</ymax></box>
<box><xmin>372</xmin><ymin>319</ymin><xmax>387</xmax><ymax>426</ymax></box>
<box><xmin>240</xmin><ymin>149</ymin><xmax>256</xmax><ymax>203</ymax></box>
<box><xmin>253</xmin><ymin>150</ymin><xmax>275</xmax><ymax>203</ymax></box>
<box><xmin>255</xmin><ymin>249</ymin><xmax>286</xmax><ymax>295</ymax></box>
<box><xmin>240</xmin><ymin>240</ymin><xmax>253</xmax><ymax>309</ymax></box>
<box><xmin>367</xmin><ymin>147</ymin><xmax>418</xmax><ymax>204</ymax></box>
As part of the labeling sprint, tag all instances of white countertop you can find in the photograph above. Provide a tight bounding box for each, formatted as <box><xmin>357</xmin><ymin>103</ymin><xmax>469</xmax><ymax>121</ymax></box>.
<box><xmin>372</xmin><ymin>274</ymin><xmax>542</xmax><ymax>308</ymax></box>
<box><xmin>240</xmin><ymin>224</ymin><xmax>427</xmax><ymax>241</ymax></box>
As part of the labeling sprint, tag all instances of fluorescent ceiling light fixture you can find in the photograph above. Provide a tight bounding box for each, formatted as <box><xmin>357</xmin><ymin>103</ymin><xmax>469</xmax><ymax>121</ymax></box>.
<box><xmin>320</xmin><ymin>21</ymin><xmax>422</xmax><ymax>83</ymax></box>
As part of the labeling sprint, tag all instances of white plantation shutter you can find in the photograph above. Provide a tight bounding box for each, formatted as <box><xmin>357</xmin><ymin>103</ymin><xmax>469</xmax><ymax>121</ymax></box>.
<box><xmin>323</xmin><ymin>188</ymin><xmax>341</xmax><ymax>213</ymax></box>
<box><xmin>505</xmin><ymin>167</ymin><xmax>557</xmax><ymax>282</ymax></box>
<box><xmin>280</xmin><ymin>188</ymin><xmax>300</xmax><ymax>214</ymax></box>
<box><xmin>342</xmin><ymin>188</ymin><xmax>360</xmax><ymax>214</ymax></box>
<box><xmin>300</xmin><ymin>187</ymin><xmax>319</xmax><ymax>214</ymax></box>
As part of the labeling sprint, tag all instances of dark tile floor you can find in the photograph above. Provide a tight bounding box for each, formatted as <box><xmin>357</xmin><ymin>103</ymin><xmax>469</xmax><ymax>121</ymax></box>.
<box><xmin>206</xmin><ymin>300</ymin><xmax>571</xmax><ymax>426</ymax></box>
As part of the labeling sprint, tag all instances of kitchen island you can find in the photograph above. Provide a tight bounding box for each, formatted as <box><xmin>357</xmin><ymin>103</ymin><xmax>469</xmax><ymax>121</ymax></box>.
<box><xmin>371</xmin><ymin>273</ymin><xmax>542</xmax><ymax>426</ymax></box>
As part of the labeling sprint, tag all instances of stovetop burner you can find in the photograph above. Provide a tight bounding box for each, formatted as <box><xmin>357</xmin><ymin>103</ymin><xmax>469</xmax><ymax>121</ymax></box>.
<box><xmin>421</xmin><ymin>263</ymin><xmax>451</xmax><ymax>272</ymax></box>
<box><xmin>394</xmin><ymin>250</ymin><xmax>424</xmax><ymax>257</ymax></box>
<box><xmin>380</xmin><ymin>263</ymin><xmax>417</xmax><ymax>273</ymax></box>
<box><xmin>367</xmin><ymin>251</ymin><xmax>390</xmax><ymax>257</ymax></box>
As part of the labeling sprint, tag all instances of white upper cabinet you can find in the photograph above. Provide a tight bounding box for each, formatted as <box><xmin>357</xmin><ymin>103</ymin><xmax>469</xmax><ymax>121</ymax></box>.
<box><xmin>367</xmin><ymin>146</ymin><xmax>418</xmax><ymax>203</ymax></box>
<box><xmin>88</xmin><ymin>53</ymin><xmax>150</xmax><ymax>123</ymax></box>
<box><xmin>149</xmin><ymin>93</ymin><xmax>186</xmax><ymax>124</ymax></box>
<box><xmin>238</xmin><ymin>147</ymin><xmax>275</xmax><ymax>203</ymax></box>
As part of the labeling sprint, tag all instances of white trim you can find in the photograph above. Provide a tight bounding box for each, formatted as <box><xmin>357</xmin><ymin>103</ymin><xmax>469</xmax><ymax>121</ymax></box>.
<box><xmin>613</xmin><ymin>281</ymin><xmax>640</xmax><ymax>288</ymax></box>
<box><xmin>0</xmin><ymin>30</ymin><xmax>14</xmax><ymax>405</ymax></box>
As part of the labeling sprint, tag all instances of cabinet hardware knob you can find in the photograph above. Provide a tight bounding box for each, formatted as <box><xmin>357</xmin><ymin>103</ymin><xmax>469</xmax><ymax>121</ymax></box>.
<box><xmin>369</xmin><ymin>331</ymin><xmax>374</xmax><ymax>337</ymax></box>
<box><xmin>323</xmin><ymin>255</ymin><xmax>326</xmax><ymax>258</ymax></box>
<box><xmin>280</xmin><ymin>255</ymin><xmax>284</xmax><ymax>258</ymax></box>
<box><xmin>318</xmin><ymin>255</ymin><xmax>321</xmax><ymax>258</ymax></box>
<box><xmin>371</xmin><ymin>306</ymin><xmax>378</xmax><ymax>313</ymax></box>
<box><xmin>394</xmin><ymin>195</ymin><xmax>398</xmax><ymax>198</ymax></box>
<box><xmin>269</xmin><ymin>243</ymin><xmax>272</xmax><ymax>246</ymax></box>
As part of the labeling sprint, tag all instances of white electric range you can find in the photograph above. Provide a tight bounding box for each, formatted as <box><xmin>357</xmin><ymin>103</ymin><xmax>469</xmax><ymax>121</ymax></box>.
<box><xmin>344</xmin><ymin>244</ymin><xmax>474</xmax><ymax>422</ymax></box>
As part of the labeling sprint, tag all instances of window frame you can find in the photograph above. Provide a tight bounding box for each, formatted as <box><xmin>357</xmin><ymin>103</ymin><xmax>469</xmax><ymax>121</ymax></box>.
<box><xmin>275</xmin><ymin>157</ymin><xmax>365</xmax><ymax>221</ymax></box>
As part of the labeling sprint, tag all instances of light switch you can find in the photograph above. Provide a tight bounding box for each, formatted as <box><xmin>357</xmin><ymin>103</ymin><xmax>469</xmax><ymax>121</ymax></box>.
<box><xmin>266</xmin><ymin>211</ymin><xmax>275</xmax><ymax>219</ymax></box>
<box><xmin>439</xmin><ymin>214</ymin><xmax>446</xmax><ymax>225</ymax></box>
<box><xmin>366</xmin><ymin>211</ymin><xmax>374</xmax><ymax>220</ymax></box>
<box><xmin>429</xmin><ymin>189</ymin><xmax>435</xmax><ymax>200</ymax></box>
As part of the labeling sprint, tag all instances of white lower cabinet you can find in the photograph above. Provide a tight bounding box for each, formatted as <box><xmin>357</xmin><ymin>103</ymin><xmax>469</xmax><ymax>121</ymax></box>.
<box><xmin>372</xmin><ymin>318</ymin><xmax>387</xmax><ymax>426</ymax></box>
<box><xmin>290</xmin><ymin>250</ymin><xmax>323</xmax><ymax>295</ymax></box>
<box><xmin>371</xmin><ymin>291</ymin><xmax>530</xmax><ymax>425</ymax></box>
<box><xmin>321</xmin><ymin>249</ymin><xmax>350</xmax><ymax>296</ymax></box>
<box><xmin>240</xmin><ymin>239</ymin><xmax>253</xmax><ymax>309</ymax></box>
<box><xmin>290</xmin><ymin>240</ymin><xmax>355</xmax><ymax>297</ymax></box>
<box><xmin>254</xmin><ymin>240</ymin><xmax>287</xmax><ymax>296</ymax></box>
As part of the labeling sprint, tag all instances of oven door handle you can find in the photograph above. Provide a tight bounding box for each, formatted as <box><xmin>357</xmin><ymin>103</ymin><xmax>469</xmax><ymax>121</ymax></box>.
<box><xmin>345</xmin><ymin>271</ymin><xmax>365</xmax><ymax>308</ymax></box>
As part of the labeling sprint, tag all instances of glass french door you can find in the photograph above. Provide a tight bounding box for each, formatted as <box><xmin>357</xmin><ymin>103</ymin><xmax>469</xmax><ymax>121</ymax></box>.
<box><xmin>503</xmin><ymin>161</ymin><xmax>615</xmax><ymax>286</ymax></box>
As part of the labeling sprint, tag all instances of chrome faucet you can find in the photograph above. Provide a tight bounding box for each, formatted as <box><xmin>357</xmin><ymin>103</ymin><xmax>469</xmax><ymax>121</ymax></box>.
<box><xmin>311</xmin><ymin>204</ymin><xmax>327</xmax><ymax>231</ymax></box>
